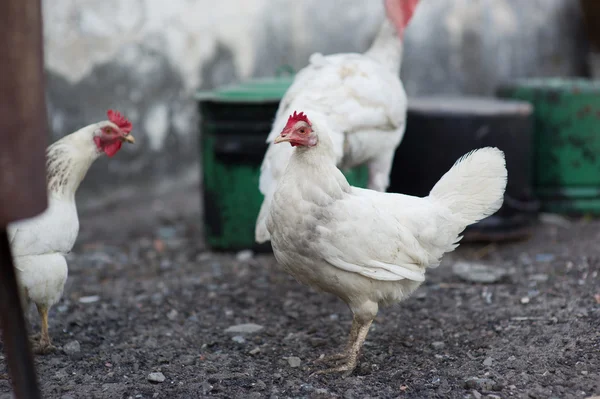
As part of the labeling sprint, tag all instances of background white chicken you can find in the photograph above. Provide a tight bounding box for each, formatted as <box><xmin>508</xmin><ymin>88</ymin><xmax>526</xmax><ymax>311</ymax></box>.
<box><xmin>266</xmin><ymin>111</ymin><xmax>507</xmax><ymax>376</ymax></box>
<box><xmin>8</xmin><ymin>110</ymin><xmax>135</xmax><ymax>354</ymax></box>
<box><xmin>255</xmin><ymin>0</ymin><xmax>420</xmax><ymax>243</ymax></box>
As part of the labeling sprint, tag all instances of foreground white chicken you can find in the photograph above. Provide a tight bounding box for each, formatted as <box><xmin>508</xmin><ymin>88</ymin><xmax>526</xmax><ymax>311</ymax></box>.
<box><xmin>266</xmin><ymin>111</ymin><xmax>507</xmax><ymax>376</ymax></box>
<box><xmin>8</xmin><ymin>110</ymin><xmax>135</xmax><ymax>354</ymax></box>
<box><xmin>255</xmin><ymin>0</ymin><xmax>420</xmax><ymax>243</ymax></box>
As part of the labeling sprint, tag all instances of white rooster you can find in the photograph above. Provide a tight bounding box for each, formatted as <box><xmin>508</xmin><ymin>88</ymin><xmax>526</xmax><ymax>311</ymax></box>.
<box><xmin>266</xmin><ymin>111</ymin><xmax>507</xmax><ymax>376</ymax></box>
<box><xmin>255</xmin><ymin>0</ymin><xmax>421</xmax><ymax>243</ymax></box>
<box><xmin>8</xmin><ymin>110</ymin><xmax>135</xmax><ymax>354</ymax></box>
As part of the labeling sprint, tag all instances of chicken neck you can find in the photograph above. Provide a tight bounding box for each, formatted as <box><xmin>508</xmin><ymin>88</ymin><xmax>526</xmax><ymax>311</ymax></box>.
<box><xmin>46</xmin><ymin>130</ymin><xmax>101</xmax><ymax>198</ymax></box>
<box><xmin>365</xmin><ymin>18</ymin><xmax>403</xmax><ymax>74</ymax></box>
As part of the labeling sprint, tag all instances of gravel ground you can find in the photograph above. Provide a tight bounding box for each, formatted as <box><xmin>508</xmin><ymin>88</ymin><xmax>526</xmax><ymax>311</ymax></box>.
<box><xmin>1</xmin><ymin>189</ymin><xmax>599</xmax><ymax>399</ymax></box>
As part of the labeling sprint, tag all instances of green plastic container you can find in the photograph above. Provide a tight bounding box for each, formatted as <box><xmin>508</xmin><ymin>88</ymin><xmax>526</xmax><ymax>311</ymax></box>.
<box><xmin>497</xmin><ymin>78</ymin><xmax>600</xmax><ymax>214</ymax></box>
<box><xmin>196</xmin><ymin>77</ymin><xmax>369</xmax><ymax>251</ymax></box>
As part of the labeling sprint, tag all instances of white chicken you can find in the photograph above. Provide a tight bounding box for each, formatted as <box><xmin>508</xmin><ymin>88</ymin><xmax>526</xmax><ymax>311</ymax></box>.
<box><xmin>266</xmin><ymin>111</ymin><xmax>507</xmax><ymax>376</ymax></box>
<box><xmin>8</xmin><ymin>110</ymin><xmax>135</xmax><ymax>354</ymax></box>
<box><xmin>255</xmin><ymin>0</ymin><xmax>420</xmax><ymax>243</ymax></box>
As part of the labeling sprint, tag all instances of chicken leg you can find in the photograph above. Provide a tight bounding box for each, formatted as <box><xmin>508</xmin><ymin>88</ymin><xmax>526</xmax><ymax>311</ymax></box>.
<box><xmin>311</xmin><ymin>301</ymin><xmax>378</xmax><ymax>377</ymax></box>
<box><xmin>311</xmin><ymin>319</ymin><xmax>373</xmax><ymax>377</ymax></box>
<box><xmin>32</xmin><ymin>304</ymin><xmax>55</xmax><ymax>354</ymax></box>
<box><xmin>314</xmin><ymin>316</ymin><xmax>360</xmax><ymax>364</ymax></box>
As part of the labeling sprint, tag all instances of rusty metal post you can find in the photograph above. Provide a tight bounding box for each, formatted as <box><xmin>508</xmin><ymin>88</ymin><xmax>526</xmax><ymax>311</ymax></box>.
<box><xmin>0</xmin><ymin>234</ymin><xmax>42</xmax><ymax>399</ymax></box>
<box><xmin>0</xmin><ymin>0</ymin><xmax>49</xmax><ymax>397</ymax></box>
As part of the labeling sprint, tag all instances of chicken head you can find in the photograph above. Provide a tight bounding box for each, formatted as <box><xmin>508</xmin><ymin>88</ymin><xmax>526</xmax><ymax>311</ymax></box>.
<box><xmin>274</xmin><ymin>111</ymin><xmax>317</xmax><ymax>147</ymax></box>
<box><xmin>93</xmin><ymin>110</ymin><xmax>135</xmax><ymax>157</ymax></box>
<box><xmin>385</xmin><ymin>0</ymin><xmax>420</xmax><ymax>39</ymax></box>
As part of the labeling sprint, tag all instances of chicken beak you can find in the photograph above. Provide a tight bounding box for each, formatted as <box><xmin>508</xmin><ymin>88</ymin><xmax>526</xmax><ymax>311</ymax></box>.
<box><xmin>122</xmin><ymin>134</ymin><xmax>135</xmax><ymax>144</ymax></box>
<box><xmin>274</xmin><ymin>134</ymin><xmax>291</xmax><ymax>144</ymax></box>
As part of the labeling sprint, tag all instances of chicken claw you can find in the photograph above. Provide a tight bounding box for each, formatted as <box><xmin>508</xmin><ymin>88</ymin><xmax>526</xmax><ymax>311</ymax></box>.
<box><xmin>310</xmin><ymin>359</ymin><xmax>357</xmax><ymax>378</ymax></box>
<box><xmin>32</xmin><ymin>341</ymin><xmax>56</xmax><ymax>355</ymax></box>
<box><xmin>314</xmin><ymin>317</ymin><xmax>360</xmax><ymax>364</ymax></box>
<box><xmin>314</xmin><ymin>352</ymin><xmax>349</xmax><ymax>364</ymax></box>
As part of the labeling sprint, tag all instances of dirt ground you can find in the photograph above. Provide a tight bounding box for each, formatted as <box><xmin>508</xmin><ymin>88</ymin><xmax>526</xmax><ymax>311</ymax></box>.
<box><xmin>1</xmin><ymin>188</ymin><xmax>599</xmax><ymax>399</ymax></box>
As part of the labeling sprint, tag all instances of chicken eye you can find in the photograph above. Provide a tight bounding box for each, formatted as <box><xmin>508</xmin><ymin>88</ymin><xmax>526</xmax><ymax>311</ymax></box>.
<box><xmin>299</xmin><ymin>128</ymin><xmax>306</xmax><ymax>134</ymax></box>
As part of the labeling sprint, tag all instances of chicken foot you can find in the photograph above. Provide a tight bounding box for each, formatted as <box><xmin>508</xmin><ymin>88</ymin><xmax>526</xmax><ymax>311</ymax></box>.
<box><xmin>32</xmin><ymin>304</ymin><xmax>56</xmax><ymax>355</ymax></box>
<box><xmin>311</xmin><ymin>318</ymin><xmax>373</xmax><ymax>378</ymax></box>
<box><xmin>314</xmin><ymin>316</ymin><xmax>360</xmax><ymax>364</ymax></box>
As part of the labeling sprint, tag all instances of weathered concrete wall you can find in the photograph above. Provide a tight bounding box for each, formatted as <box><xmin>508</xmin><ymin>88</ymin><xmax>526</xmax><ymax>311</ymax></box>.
<box><xmin>42</xmin><ymin>0</ymin><xmax>587</xmax><ymax>209</ymax></box>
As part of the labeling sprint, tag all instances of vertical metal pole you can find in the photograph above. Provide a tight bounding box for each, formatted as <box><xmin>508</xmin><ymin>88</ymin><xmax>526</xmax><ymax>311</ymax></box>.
<box><xmin>0</xmin><ymin>232</ymin><xmax>41</xmax><ymax>399</ymax></box>
<box><xmin>0</xmin><ymin>0</ymin><xmax>49</xmax><ymax>397</ymax></box>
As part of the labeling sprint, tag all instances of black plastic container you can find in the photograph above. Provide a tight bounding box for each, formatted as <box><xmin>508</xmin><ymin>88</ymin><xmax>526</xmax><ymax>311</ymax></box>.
<box><xmin>388</xmin><ymin>96</ymin><xmax>539</xmax><ymax>242</ymax></box>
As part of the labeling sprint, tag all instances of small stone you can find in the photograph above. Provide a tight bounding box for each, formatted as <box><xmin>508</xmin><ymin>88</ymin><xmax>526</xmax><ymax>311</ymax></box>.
<box><xmin>452</xmin><ymin>262</ymin><xmax>507</xmax><ymax>283</ymax></box>
<box><xmin>236</xmin><ymin>250</ymin><xmax>254</xmax><ymax>262</ymax></box>
<box><xmin>530</xmin><ymin>273</ymin><xmax>549</xmax><ymax>282</ymax></box>
<box><xmin>63</xmin><ymin>340</ymin><xmax>81</xmax><ymax>356</ymax></box>
<box><xmin>179</xmin><ymin>355</ymin><xmax>196</xmax><ymax>366</ymax></box>
<box><xmin>343</xmin><ymin>388</ymin><xmax>357</xmax><ymax>399</ymax></box>
<box><xmin>147</xmin><ymin>372</ymin><xmax>166</xmax><ymax>383</ymax></box>
<box><xmin>464</xmin><ymin>377</ymin><xmax>495</xmax><ymax>391</ymax></box>
<box><xmin>415</xmin><ymin>291</ymin><xmax>427</xmax><ymax>300</ymax></box>
<box><xmin>167</xmin><ymin>309</ymin><xmax>178</xmax><ymax>320</ymax></box>
<box><xmin>196</xmin><ymin>252</ymin><xmax>212</xmax><ymax>262</ymax></box>
<box><xmin>201</xmin><ymin>381</ymin><xmax>213</xmax><ymax>394</ymax></box>
<box><xmin>521</xmin><ymin>297</ymin><xmax>530</xmax><ymax>304</ymax></box>
<box><xmin>157</xmin><ymin>226</ymin><xmax>177</xmax><ymax>239</ymax></box>
<box><xmin>255</xmin><ymin>379</ymin><xmax>267</xmax><ymax>390</ymax></box>
<box><xmin>54</xmin><ymin>369</ymin><xmax>69</xmax><ymax>380</ymax></box>
<box><xmin>483</xmin><ymin>357</ymin><xmax>493</xmax><ymax>366</ymax></box>
<box><xmin>300</xmin><ymin>383</ymin><xmax>314</xmax><ymax>393</ymax></box>
<box><xmin>224</xmin><ymin>323</ymin><xmax>264</xmax><ymax>334</ymax></box>
<box><xmin>535</xmin><ymin>253</ymin><xmax>555</xmax><ymax>263</ymax></box>
<box><xmin>486</xmin><ymin>395</ymin><xmax>501</xmax><ymax>399</ymax></box>
<box><xmin>492</xmin><ymin>382</ymin><xmax>504</xmax><ymax>391</ymax></box>
<box><xmin>472</xmin><ymin>390</ymin><xmax>482</xmax><ymax>399</ymax></box>
<box><xmin>431</xmin><ymin>341</ymin><xmax>445</xmax><ymax>350</ymax></box>
<box><xmin>507</xmin><ymin>356</ymin><xmax>516</xmax><ymax>362</ymax></box>
<box><xmin>287</xmin><ymin>356</ymin><xmax>301</xmax><ymax>368</ymax></box>
<box><xmin>249</xmin><ymin>347</ymin><xmax>261</xmax><ymax>355</ymax></box>
<box><xmin>232</xmin><ymin>335</ymin><xmax>246</xmax><ymax>344</ymax></box>
<box><xmin>78</xmin><ymin>295</ymin><xmax>100</xmax><ymax>304</ymax></box>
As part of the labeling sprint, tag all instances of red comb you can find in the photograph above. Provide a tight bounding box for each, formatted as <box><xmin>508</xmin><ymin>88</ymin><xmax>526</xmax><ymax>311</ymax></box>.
<box><xmin>107</xmin><ymin>109</ymin><xmax>133</xmax><ymax>133</ymax></box>
<box><xmin>284</xmin><ymin>111</ymin><xmax>311</xmax><ymax>131</ymax></box>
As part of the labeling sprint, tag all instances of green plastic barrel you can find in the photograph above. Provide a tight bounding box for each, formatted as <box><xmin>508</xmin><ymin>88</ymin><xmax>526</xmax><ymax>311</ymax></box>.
<box><xmin>196</xmin><ymin>77</ymin><xmax>369</xmax><ymax>251</ymax></box>
<box><xmin>497</xmin><ymin>78</ymin><xmax>600</xmax><ymax>214</ymax></box>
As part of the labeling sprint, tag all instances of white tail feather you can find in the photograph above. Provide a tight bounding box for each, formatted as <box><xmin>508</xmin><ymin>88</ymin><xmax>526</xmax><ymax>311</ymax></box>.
<box><xmin>429</xmin><ymin>147</ymin><xmax>507</xmax><ymax>225</ymax></box>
